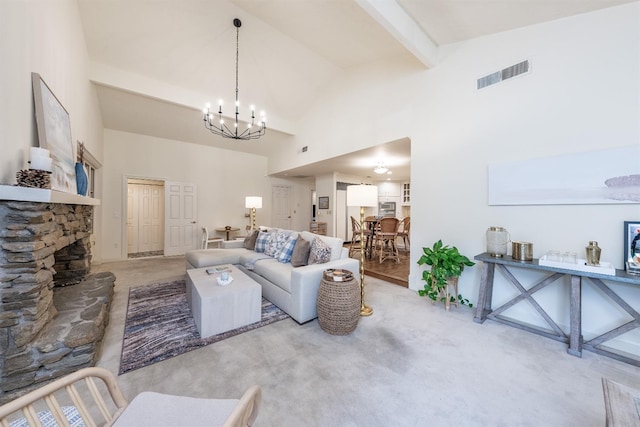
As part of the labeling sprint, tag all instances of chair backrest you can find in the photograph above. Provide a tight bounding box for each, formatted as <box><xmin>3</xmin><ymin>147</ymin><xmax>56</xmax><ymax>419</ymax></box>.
<box><xmin>202</xmin><ymin>227</ymin><xmax>209</xmax><ymax>249</ymax></box>
<box><xmin>350</xmin><ymin>216</ymin><xmax>361</xmax><ymax>234</ymax></box>
<box><xmin>0</xmin><ymin>367</ymin><xmax>263</xmax><ymax>427</ymax></box>
<box><xmin>378</xmin><ymin>217</ymin><xmax>399</xmax><ymax>233</ymax></box>
<box><xmin>601</xmin><ymin>378</ymin><xmax>640</xmax><ymax>427</ymax></box>
<box><xmin>399</xmin><ymin>217</ymin><xmax>410</xmax><ymax>233</ymax></box>
<box><xmin>0</xmin><ymin>367</ymin><xmax>129</xmax><ymax>427</ymax></box>
<box><xmin>223</xmin><ymin>385</ymin><xmax>262</xmax><ymax>427</ymax></box>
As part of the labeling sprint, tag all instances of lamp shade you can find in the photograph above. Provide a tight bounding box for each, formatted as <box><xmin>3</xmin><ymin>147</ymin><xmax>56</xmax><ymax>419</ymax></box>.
<box><xmin>346</xmin><ymin>185</ymin><xmax>378</xmax><ymax>207</ymax></box>
<box><xmin>245</xmin><ymin>196</ymin><xmax>262</xmax><ymax>209</ymax></box>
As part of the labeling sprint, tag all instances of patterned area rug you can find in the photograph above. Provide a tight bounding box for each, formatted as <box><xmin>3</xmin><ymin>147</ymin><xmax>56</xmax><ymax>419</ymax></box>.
<box><xmin>119</xmin><ymin>279</ymin><xmax>289</xmax><ymax>374</ymax></box>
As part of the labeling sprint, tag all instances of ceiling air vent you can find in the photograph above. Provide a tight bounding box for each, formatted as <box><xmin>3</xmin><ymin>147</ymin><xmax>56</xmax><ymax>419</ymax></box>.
<box><xmin>477</xmin><ymin>60</ymin><xmax>530</xmax><ymax>90</ymax></box>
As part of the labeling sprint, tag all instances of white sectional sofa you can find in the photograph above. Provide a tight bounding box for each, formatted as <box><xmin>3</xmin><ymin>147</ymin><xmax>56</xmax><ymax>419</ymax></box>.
<box><xmin>185</xmin><ymin>229</ymin><xmax>359</xmax><ymax>323</ymax></box>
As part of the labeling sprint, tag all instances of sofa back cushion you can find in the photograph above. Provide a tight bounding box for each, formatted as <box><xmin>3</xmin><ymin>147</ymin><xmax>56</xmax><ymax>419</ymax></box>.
<box><xmin>299</xmin><ymin>231</ymin><xmax>344</xmax><ymax>261</ymax></box>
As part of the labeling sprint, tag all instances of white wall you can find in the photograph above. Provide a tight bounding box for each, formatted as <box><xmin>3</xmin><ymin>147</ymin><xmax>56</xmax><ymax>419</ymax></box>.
<box><xmin>270</xmin><ymin>5</ymin><xmax>640</xmax><ymax>348</ymax></box>
<box><xmin>0</xmin><ymin>0</ymin><xmax>105</xmax><ymax>260</ymax></box>
<box><xmin>101</xmin><ymin>129</ymin><xmax>271</xmax><ymax>261</ymax></box>
<box><xmin>314</xmin><ymin>173</ymin><xmax>337</xmax><ymax>236</ymax></box>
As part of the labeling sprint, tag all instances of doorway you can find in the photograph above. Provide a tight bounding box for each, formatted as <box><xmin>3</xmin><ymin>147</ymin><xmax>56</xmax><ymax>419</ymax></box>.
<box><xmin>127</xmin><ymin>179</ymin><xmax>165</xmax><ymax>258</ymax></box>
<box><xmin>272</xmin><ymin>185</ymin><xmax>291</xmax><ymax>229</ymax></box>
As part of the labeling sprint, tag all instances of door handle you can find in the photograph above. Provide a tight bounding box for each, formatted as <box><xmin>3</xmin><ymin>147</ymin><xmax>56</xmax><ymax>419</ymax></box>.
<box><xmin>191</xmin><ymin>221</ymin><xmax>197</xmax><ymax>224</ymax></box>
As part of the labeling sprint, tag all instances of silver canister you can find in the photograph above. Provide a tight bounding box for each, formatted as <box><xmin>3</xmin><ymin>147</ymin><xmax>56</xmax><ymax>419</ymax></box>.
<box><xmin>512</xmin><ymin>241</ymin><xmax>533</xmax><ymax>261</ymax></box>
<box><xmin>585</xmin><ymin>241</ymin><xmax>601</xmax><ymax>266</ymax></box>
<box><xmin>486</xmin><ymin>226</ymin><xmax>510</xmax><ymax>257</ymax></box>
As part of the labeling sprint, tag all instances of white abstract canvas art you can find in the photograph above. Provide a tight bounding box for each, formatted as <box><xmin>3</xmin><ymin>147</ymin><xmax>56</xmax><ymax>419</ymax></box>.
<box><xmin>488</xmin><ymin>145</ymin><xmax>640</xmax><ymax>205</ymax></box>
<box><xmin>32</xmin><ymin>73</ymin><xmax>77</xmax><ymax>193</ymax></box>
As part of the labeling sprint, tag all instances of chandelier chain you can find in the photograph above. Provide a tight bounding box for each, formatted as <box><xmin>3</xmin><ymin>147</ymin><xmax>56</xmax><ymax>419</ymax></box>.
<box><xmin>202</xmin><ymin>18</ymin><xmax>266</xmax><ymax>141</ymax></box>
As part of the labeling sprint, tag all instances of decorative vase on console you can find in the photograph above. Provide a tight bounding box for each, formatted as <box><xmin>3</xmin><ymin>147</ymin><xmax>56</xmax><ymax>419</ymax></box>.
<box><xmin>75</xmin><ymin>142</ymin><xmax>88</xmax><ymax>196</ymax></box>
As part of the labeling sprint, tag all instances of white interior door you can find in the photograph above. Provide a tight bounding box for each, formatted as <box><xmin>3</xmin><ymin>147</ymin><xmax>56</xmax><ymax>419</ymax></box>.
<box><xmin>127</xmin><ymin>182</ymin><xmax>165</xmax><ymax>254</ymax></box>
<box><xmin>165</xmin><ymin>181</ymin><xmax>198</xmax><ymax>256</ymax></box>
<box><xmin>126</xmin><ymin>185</ymin><xmax>138</xmax><ymax>253</ymax></box>
<box><xmin>272</xmin><ymin>185</ymin><xmax>291</xmax><ymax>229</ymax></box>
<box><xmin>139</xmin><ymin>185</ymin><xmax>152</xmax><ymax>252</ymax></box>
<box><xmin>150</xmin><ymin>185</ymin><xmax>164</xmax><ymax>251</ymax></box>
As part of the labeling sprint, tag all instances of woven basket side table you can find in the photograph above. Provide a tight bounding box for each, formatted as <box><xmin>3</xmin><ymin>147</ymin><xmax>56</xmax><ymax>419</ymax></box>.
<box><xmin>317</xmin><ymin>269</ymin><xmax>360</xmax><ymax>335</ymax></box>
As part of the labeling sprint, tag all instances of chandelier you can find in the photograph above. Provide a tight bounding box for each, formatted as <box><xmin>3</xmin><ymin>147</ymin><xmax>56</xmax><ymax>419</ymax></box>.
<box><xmin>202</xmin><ymin>18</ymin><xmax>266</xmax><ymax>140</ymax></box>
<box><xmin>374</xmin><ymin>163</ymin><xmax>389</xmax><ymax>174</ymax></box>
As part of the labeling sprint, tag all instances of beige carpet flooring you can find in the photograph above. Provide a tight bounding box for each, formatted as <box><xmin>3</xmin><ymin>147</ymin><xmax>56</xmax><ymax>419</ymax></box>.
<box><xmin>93</xmin><ymin>256</ymin><xmax>639</xmax><ymax>426</ymax></box>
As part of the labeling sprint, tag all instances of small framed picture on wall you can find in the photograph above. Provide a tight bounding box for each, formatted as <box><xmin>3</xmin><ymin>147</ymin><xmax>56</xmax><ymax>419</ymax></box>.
<box><xmin>318</xmin><ymin>196</ymin><xmax>329</xmax><ymax>209</ymax></box>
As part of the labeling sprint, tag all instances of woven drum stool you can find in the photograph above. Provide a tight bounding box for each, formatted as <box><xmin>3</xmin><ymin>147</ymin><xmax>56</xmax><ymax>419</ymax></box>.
<box><xmin>317</xmin><ymin>269</ymin><xmax>360</xmax><ymax>335</ymax></box>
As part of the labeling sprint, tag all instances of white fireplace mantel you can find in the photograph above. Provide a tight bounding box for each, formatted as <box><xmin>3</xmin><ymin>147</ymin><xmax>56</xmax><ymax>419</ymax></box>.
<box><xmin>0</xmin><ymin>185</ymin><xmax>100</xmax><ymax>205</ymax></box>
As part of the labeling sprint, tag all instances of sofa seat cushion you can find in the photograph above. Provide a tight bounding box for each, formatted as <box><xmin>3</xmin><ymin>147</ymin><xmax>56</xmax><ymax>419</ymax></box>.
<box><xmin>186</xmin><ymin>248</ymin><xmax>247</xmax><ymax>268</ymax></box>
<box><xmin>239</xmin><ymin>252</ymin><xmax>272</xmax><ymax>270</ymax></box>
<box><xmin>252</xmin><ymin>258</ymin><xmax>294</xmax><ymax>293</ymax></box>
<box><xmin>112</xmin><ymin>392</ymin><xmax>238</xmax><ymax>427</ymax></box>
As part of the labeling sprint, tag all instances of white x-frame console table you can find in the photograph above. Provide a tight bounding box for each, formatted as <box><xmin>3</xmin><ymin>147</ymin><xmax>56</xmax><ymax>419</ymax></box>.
<box><xmin>473</xmin><ymin>253</ymin><xmax>640</xmax><ymax>366</ymax></box>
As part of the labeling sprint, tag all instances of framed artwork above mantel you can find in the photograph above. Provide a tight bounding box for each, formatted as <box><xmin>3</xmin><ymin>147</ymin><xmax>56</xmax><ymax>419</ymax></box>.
<box><xmin>32</xmin><ymin>72</ymin><xmax>77</xmax><ymax>194</ymax></box>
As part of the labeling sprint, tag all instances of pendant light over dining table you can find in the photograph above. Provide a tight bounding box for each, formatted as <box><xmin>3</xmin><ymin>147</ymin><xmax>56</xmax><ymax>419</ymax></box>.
<box><xmin>202</xmin><ymin>18</ymin><xmax>266</xmax><ymax>140</ymax></box>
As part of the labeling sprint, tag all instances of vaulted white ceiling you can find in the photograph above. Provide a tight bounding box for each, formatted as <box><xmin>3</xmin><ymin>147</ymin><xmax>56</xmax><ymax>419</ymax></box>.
<box><xmin>77</xmin><ymin>0</ymin><xmax>636</xmax><ymax>181</ymax></box>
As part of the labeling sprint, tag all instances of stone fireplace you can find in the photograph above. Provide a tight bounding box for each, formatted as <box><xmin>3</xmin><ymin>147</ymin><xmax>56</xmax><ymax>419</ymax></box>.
<box><xmin>0</xmin><ymin>187</ymin><xmax>114</xmax><ymax>403</ymax></box>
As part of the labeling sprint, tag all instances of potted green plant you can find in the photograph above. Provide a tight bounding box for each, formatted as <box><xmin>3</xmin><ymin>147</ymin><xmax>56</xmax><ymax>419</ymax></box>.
<box><xmin>417</xmin><ymin>240</ymin><xmax>475</xmax><ymax>310</ymax></box>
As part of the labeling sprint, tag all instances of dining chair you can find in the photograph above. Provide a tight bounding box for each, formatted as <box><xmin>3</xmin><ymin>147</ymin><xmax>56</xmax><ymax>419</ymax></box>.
<box><xmin>202</xmin><ymin>227</ymin><xmax>223</xmax><ymax>249</ymax></box>
<box><xmin>349</xmin><ymin>216</ymin><xmax>363</xmax><ymax>257</ymax></box>
<box><xmin>397</xmin><ymin>217</ymin><xmax>410</xmax><ymax>252</ymax></box>
<box><xmin>374</xmin><ymin>217</ymin><xmax>400</xmax><ymax>263</ymax></box>
<box><xmin>362</xmin><ymin>216</ymin><xmax>378</xmax><ymax>258</ymax></box>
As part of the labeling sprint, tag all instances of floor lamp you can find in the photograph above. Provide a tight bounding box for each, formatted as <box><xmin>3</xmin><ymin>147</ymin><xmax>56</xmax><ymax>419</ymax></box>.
<box><xmin>346</xmin><ymin>184</ymin><xmax>378</xmax><ymax>317</ymax></box>
<box><xmin>245</xmin><ymin>196</ymin><xmax>262</xmax><ymax>230</ymax></box>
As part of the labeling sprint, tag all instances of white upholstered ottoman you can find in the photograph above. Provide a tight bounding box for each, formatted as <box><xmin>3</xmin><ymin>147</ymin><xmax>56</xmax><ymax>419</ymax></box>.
<box><xmin>186</xmin><ymin>264</ymin><xmax>261</xmax><ymax>338</ymax></box>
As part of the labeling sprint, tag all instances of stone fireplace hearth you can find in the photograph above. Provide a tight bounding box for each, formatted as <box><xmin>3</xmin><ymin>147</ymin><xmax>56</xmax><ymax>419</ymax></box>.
<box><xmin>0</xmin><ymin>188</ymin><xmax>114</xmax><ymax>403</ymax></box>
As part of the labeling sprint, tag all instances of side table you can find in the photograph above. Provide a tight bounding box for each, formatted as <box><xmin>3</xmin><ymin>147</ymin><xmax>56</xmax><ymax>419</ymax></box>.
<box><xmin>215</xmin><ymin>226</ymin><xmax>240</xmax><ymax>241</ymax></box>
<box><xmin>317</xmin><ymin>269</ymin><xmax>359</xmax><ymax>335</ymax></box>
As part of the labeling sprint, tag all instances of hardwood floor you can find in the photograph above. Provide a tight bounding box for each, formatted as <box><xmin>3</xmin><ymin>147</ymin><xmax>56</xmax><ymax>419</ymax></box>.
<box><xmin>346</xmin><ymin>243</ymin><xmax>410</xmax><ymax>287</ymax></box>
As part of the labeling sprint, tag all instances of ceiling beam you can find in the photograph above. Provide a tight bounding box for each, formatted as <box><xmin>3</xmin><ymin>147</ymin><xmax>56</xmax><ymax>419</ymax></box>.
<box><xmin>354</xmin><ymin>0</ymin><xmax>438</xmax><ymax>68</ymax></box>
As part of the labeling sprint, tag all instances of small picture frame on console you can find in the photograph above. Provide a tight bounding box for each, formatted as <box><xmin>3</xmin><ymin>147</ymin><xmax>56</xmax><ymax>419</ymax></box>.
<box><xmin>624</xmin><ymin>221</ymin><xmax>640</xmax><ymax>274</ymax></box>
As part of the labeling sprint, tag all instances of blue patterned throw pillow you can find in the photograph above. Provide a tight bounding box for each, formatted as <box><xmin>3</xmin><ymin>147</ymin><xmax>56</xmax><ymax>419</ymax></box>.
<box><xmin>277</xmin><ymin>235</ymin><xmax>298</xmax><ymax>263</ymax></box>
<box><xmin>254</xmin><ymin>230</ymin><xmax>273</xmax><ymax>253</ymax></box>
<box><xmin>265</xmin><ymin>230</ymin><xmax>291</xmax><ymax>257</ymax></box>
